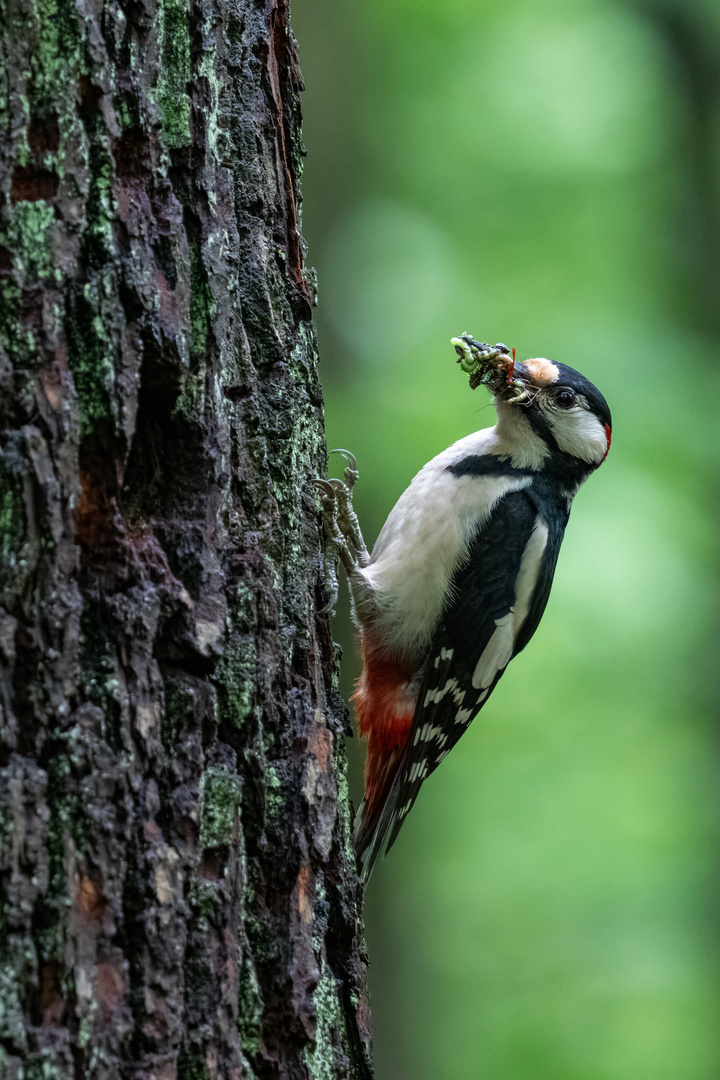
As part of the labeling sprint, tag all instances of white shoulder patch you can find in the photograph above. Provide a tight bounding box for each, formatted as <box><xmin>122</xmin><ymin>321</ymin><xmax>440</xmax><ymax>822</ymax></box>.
<box><xmin>471</xmin><ymin>516</ymin><xmax>549</xmax><ymax>691</ymax></box>
<box><xmin>471</xmin><ymin>612</ymin><xmax>514</xmax><ymax>690</ymax></box>
<box><xmin>512</xmin><ymin>518</ymin><xmax>549</xmax><ymax>632</ymax></box>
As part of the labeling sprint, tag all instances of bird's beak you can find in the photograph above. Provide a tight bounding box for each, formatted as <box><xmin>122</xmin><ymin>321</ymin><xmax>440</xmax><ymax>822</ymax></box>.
<box><xmin>452</xmin><ymin>335</ymin><xmax>527</xmax><ymax>401</ymax></box>
<box><xmin>452</xmin><ymin>335</ymin><xmax>514</xmax><ymax>393</ymax></box>
<box><xmin>451</xmin><ymin>336</ymin><xmax>557</xmax><ymax>407</ymax></box>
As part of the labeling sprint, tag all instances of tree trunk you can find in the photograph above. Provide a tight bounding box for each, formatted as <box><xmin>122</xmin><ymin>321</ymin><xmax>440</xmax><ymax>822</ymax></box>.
<box><xmin>0</xmin><ymin>0</ymin><xmax>372</xmax><ymax>1075</ymax></box>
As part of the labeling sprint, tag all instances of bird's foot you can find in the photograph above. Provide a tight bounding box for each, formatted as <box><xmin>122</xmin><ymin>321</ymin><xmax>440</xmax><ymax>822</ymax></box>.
<box><xmin>313</xmin><ymin>450</ymin><xmax>371</xmax><ymax>615</ymax></box>
<box><xmin>313</xmin><ymin>478</ymin><xmax>348</xmax><ymax>614</ymax></box>
<box><xmin>328</xmin><ymin>450</ymin><xmax>369</xmax><ymax>568</ymax></box>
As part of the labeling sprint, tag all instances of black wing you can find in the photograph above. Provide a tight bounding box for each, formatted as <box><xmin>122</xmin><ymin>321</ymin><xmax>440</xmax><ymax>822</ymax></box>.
<box><xmin>357</xmin><ymin>486</ymin><xmax>567</xmax><ymax>877</ymax></box>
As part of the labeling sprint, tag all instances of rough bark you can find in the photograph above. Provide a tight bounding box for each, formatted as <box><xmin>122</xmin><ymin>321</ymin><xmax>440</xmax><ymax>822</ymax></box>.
<box><xmin>0</xmin><ymin>0</ymin><xmax>372</xmax><ymax>1075</ymax></box>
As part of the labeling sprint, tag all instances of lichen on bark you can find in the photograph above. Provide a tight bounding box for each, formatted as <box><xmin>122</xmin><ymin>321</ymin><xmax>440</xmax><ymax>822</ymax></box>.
<box><xmin>0</xmin><ymin>0</ymin><xmax>371</xmax><ymax>1074</ymax></box>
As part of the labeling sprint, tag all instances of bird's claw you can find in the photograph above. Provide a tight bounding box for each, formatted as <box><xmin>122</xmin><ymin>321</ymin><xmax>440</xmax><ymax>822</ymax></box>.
<box><xmin>313</xmin><ymin>450</ymin><xmax>370</xmax><ymax>614</ymax></box>
<box><xmin>330</xmin><ymin>448</ymin><xmax>359</xmax><ymax>490</ymax></box>
<box><xmin>313</xmin><ymin>478</ymin><xmax>337</xmax><ymax>503</ymax></box>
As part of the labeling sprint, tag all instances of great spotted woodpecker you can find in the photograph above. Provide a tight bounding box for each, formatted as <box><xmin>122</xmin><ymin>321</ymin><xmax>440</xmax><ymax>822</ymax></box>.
<box><xmin>316</xmin><ymin>338</ymin><xmax>611</xmax><ymax>879</ymax></box>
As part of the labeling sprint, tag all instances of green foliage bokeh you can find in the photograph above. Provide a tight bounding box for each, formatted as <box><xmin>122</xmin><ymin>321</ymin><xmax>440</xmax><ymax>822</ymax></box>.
<box><xmin>294</xmin><ymin>0</ymin><xmax>720</xmax><ymax>1076</ymax></box>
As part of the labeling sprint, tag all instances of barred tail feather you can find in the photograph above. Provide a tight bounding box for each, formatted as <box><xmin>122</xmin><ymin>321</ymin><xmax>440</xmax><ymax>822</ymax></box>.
<box><xmin>354</xmin><ymin>727</ymin><xmax>412</xmax><ymax>880</ymax></box>
<box><xmin>354</xmin><ymin>787</ymin><xmax>395</xmax><ymax>881</ymax></box>
<box><xmin>355</xmin><ymin>797</ymin><xmax>392</xmax><ymax>881</ymax></box>
<box><xmin>355</xmin><ymin>758</ymin><xmax>419</xmax><ymax>880</ymax></box>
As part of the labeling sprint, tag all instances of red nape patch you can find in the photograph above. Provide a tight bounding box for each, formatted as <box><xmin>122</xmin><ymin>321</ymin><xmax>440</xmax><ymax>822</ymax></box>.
<box><xmin>602</xmin><ymin>423</ymin><xmax>612</xmax><ymax>463</ymax></box>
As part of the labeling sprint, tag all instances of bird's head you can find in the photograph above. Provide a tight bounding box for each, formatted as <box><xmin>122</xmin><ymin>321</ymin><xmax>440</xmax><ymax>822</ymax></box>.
<box><xmin>452</xmin><ymin>335</ymin><xmax>612</xmax><ymax>472</ymax></box>
<box><xmin>499</xmin><ymin>356</ymin><xmax>612</xmax><ymax>468</ymax></box>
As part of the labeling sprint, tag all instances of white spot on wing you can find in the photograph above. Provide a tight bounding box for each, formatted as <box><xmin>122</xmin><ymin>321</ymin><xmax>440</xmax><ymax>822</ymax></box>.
<box><xmin>408</xmin><ymin>760</ymin><xmax>429</xmax><ymax>783</ymax></box>
<box><xmin>433</xmin><ymin>648</ymin><xmax>455</xmax><ymax>670</ymax></box>
<box><xmin>423</xmin><ymin>677</ymin><xmax>467</xmax><ymax>709</ymax></box>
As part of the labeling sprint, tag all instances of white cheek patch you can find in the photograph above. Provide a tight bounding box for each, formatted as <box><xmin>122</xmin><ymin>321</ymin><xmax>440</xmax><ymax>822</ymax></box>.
<box><xmin>471</xmin><ymin>612</ymin><xmax>514</xmax><ymax>690</ymax></box>
<box><xmin>549</xmin><ymin>408</ymin><xmax>608</xmax><ymax>463</ymax></box>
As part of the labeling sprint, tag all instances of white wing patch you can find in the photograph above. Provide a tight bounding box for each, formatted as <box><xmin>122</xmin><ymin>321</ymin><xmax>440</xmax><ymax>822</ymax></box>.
<box><xmin>512</xmin><ymin>518</ymin><xmax>549</xmax><ymax>632</ymax></box>
<box><xmin>471</xmin><ymin>613</ymin><xmax>514</xmax><ymax>690</ymax></box>
<box><xmin>471</xmin><ymin>518</ymin><xmax>549</xmax><ymax>691</ymax></box>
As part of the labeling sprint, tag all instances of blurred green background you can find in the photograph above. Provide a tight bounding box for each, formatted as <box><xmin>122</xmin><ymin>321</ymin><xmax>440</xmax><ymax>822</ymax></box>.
<box><xmin>292</xmin><ymin>0</ymin><xmax>720</xmax><ymax>1076</ymax></box>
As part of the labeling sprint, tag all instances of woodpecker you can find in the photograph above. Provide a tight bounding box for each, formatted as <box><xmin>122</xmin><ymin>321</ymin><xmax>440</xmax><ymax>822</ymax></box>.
<box><xmin>315</xmin><ymin>337</ymin><xmax>611</xmax><ymax>879</ymax></box>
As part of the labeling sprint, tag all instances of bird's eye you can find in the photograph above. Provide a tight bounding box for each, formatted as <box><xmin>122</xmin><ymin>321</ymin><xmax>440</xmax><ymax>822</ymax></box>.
<box><xmin>554</xmin><ymin>388</ymin><xmax>576</xmax><ymax>409</ymax></box>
